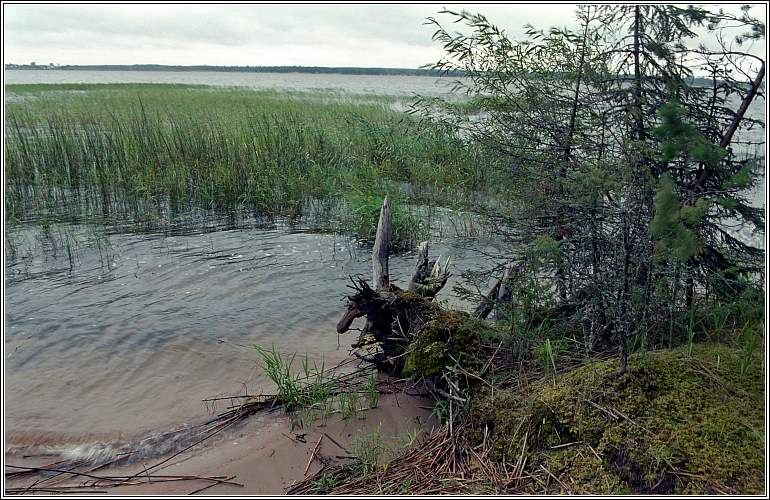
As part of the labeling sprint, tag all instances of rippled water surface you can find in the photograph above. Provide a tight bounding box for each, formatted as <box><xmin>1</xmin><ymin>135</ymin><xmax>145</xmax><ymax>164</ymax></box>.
<box><xmin>4</xmin><ymin>211</ymin><xmax>502</xmax><ymax>456</ymax></box>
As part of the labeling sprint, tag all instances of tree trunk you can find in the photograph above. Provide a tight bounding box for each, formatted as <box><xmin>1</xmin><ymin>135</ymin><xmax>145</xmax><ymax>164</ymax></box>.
<box><xmin>719</xmin><ymin>61</ymin><xmax>765</xmax><ymax>149</ymax></box>
<box><xmin>618</xmin><ymin>214</ymin><xmax>631</xmax><ymax>374</ymax></box>
<box><xmin>693</xmin><ymin>61</ymin><xmax>765</xmax><ymax>192</ymax></box>
<box><xmin>553</xmin><ymin>9</ymin><xmax>591</xmax><ymax>304</ymax></box>
<box><xmin>632</xmin><ymin>5</ymin><xmax>645</xmax><ymax>142</ymax></box>
<box><xmin>563</xmin><ymin>5</ymin><xmax>591</xmax><ymax>164</ymax></box>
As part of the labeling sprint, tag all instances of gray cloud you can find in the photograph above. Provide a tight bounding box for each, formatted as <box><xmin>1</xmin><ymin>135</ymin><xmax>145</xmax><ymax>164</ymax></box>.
<box><xmin>3</xmin><ymin>4</ymin><xmax>764</xmax><ymax>67</ymax></box>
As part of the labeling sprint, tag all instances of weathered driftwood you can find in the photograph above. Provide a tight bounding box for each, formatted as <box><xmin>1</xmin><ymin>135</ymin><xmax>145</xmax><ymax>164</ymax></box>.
<box><xmin>497</xmin><ymin>263</ymin><xmax>516</xmax><ymax>304</ymax></box>
<box><xmin>407</xmin><ymin>241</ymin><xmax>430</xmax><ymax>293</ymax></box>
<box><xmin>336</xmin><ymin>195</ymin><xmax>454</xmax><ymax>374</ymax></box>
<box><xmin>372</xmin><ymin>195</ymin><xmax>392</xmax><ymax>290</ymax></box>
<box><xmin>416</xmin><ymin>254</ymin><xmax>451</xmax><ymax>300</ymax></box>
<box><xmin>473</xmin><ymin>280</ymin><xmax>501</xmax><ymax>320</ymax></box>
<box><xmin>337</xmin><ymin>278</ymin><xmax>434</xmax><ymax>372</ymax></box>
<box><xmin>473</xmin><ymin>262</ymin><xmax>517</xmax><ymax>320</ymax></box>
<box><xmin>337</xmin><ymin>198</ymin><xmax>611</xmax><ymax>379</ymax></box>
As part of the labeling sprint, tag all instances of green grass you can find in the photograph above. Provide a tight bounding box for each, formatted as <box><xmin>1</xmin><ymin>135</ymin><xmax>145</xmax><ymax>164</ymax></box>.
<box><xmin>254</xmin><ymin>343</ymin><xmax>384</xmax><ymax>429</ymax></box>
<box><xmin>365</xmin><ymin>373</ymin><xmax>379</xmax><ymax>409</ymax></box>
<box><xmin>5</xmin><ymin>84</ymin><xmax>502</xmax><ymax>247</ymax></box>
<box><xmin>539</xmin><ymin>337</ymin><xmax>557</xmax><ymax>374</ymax></box>
<box><xmin>254</xmin><ymin>344</ymin><xmax>318</xmax><ymax>411</ymax></box>
<box><xmin>351</xmin><ymin>424</ymin><xmax>388</xmax><ymax>475</ymax></box>
<box><xmin>342</xmin><ymin>191</ymin><xmax>428</xmax><ymax>249</ymax></box>
<box><xmin>307</xmin><ymin>424</ymin><xmax>407</xmax><ymax>494</ymax></box>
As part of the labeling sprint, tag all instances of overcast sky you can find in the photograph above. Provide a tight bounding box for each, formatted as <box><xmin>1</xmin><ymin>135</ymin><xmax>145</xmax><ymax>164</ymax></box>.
<box><xmin>3</xmin><ymin>3</ymin><xmax>766</xmax><ymax>68</ymax></box>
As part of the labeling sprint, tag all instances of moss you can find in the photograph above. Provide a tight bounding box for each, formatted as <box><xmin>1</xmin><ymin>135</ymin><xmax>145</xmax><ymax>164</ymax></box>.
<box><xmin>402</xmin><ymin>309</ymin><xmax>490</xmax><ymax>379</ymax></box>
<box><xmin>471</xmin><ymin>344</ymin><xmax>765</xmax><ymax>494</ymax></box>
<box><xmin>403</xmin><ymin>340</ymin><xmax>446</xmax><ymax>377</ymax></box>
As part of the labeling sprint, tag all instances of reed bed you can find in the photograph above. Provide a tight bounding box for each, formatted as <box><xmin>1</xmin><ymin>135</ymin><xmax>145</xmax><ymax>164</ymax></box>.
<box><xmin>5</xmin><ymin>84</ymin><xmax>499</xmax><ymax>233</ymax></box>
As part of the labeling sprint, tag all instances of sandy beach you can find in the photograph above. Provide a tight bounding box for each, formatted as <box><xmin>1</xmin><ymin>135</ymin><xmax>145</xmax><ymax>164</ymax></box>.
<box><xmin>5</xmin><ymin>388</ymin><xmax>434</xmax><ymax>496</ymax></box>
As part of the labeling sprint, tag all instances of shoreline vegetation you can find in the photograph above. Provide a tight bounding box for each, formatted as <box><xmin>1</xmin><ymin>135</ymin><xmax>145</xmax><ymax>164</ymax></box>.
<box><xmin>284</xmin><ymin>195</ymin><xmax>765</xmax><ymax>494</ymax></box>
<box><xmin>5</xmin><ymin>193</ymin><xmax>764</xmax><ymax>495</ymax></box>
<box><xmin>4</xmin><ymin>4</ymin><xmax>766</xmax><ymax>497</ymax></box>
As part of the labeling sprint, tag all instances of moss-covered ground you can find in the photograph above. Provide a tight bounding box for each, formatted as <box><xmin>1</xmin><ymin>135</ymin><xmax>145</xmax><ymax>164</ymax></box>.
<box><xmin>470</xmin><ymin>343</ymin><xmax>765</xmax><ymax>494</ymax></box>
<box><xmin>402</xmin><ymin>308</ymin><xmax>492</xmax><ymax>379</ymax></box>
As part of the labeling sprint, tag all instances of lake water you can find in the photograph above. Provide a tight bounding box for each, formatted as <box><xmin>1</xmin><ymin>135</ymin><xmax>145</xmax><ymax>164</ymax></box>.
<box><xmin>2</xmin><ymin>71</ymin><xmax>484</xmax><ymax>463</ymax></box>
<box><xmin>4</xmin><ymin>69</ymin><xmax>459</xmax><ymax>96</ymax></box>
<box><xmin>3</xmin><ymin>69</ymin><xmax>766</xmax><ymax>464</ymax></box>
<box><xmin>4</xmin><ymin>205</ymin><xmax>503</xmax><ymax>460</ymax></box>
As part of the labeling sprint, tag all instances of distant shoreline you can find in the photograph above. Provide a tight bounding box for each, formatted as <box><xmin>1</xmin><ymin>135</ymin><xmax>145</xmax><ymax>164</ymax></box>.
<box><xmin>4</xmin><ymin>64</ymin><xmax>463</xmax><ymax>77</ymax></box>
<box><xmin>5</xmin><ymin>66</ymin><xmax>739</xmax><ymax>88</ymax></box>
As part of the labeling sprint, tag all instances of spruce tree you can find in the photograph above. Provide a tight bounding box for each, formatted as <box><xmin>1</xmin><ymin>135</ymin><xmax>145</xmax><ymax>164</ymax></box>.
<box><xmin>415</xmin><ymin>4</ymin><xmax>765</xmax><ymax>370</ymax></box>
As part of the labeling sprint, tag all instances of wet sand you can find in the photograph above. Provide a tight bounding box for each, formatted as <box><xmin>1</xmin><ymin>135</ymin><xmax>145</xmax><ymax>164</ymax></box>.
<box><xmin>5</xmin><ymin>390</ymin><xmax>434</xmax><ymax>496</ymax></box>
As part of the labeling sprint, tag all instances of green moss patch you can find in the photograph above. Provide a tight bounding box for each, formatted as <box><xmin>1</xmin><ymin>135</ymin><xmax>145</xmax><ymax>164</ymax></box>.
<box><xmin>402</xmin><ymin>310</ymin><xmax>491</xmax><ymax>379</ymax></box>
<box><xmin>471</xmin><ymin>344</ymin><xmax>765</xmax><ymax>494</ymax></box>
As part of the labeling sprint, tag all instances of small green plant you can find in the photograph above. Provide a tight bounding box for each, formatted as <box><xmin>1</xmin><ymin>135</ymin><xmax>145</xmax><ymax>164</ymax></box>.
<box><xmin>392</xmin><ymin>428</ymin><xmax>421</xmax><ymax>450</ymax></box>
<box><xmin>338</xmin><ymin>390</ymin><xmax>360</xmax><ymax>420</ymax></box>
<box><xmin>686</xmin><ymin>308</ymin><xmax>696</xmax><ymax>357</ymax></box>
<box><xmin>351</xmin><ymin>424</ymin><xmax>388</xmax><ymax>475</ymax></box>
<box><xmin>366</xmin><ymin>374</ymin><xmax>379</xmax><ymax>409</ymax></box>
<box><xmin>400</xmin><ymin>478</ymin><xmax>412</xmax><ymax>494</ymax></box>
<box><xmin>539</xmin><ymin>338</ymin><xmax>557</xmax><ymax>374</ymax></box>
<box><xmin>738</xmin><ymin>322</ymin><xmax>760</xmax><ymax>376</ymax></box>
<box><xmin>705</xmin><ymin>305</ymin><xmax>732</xmax><ymax>342</ymax></box>
<box><xmin>310</xmin><ymin>472</ymin><xmax>339</xmax><ymax>494</ymax></box>
<box><xmin>431</xmin><ymin>399</ymin><xmax>450</xmax><ymax>424</ymax></box>
<box><xmin>254</xmin><ymin>344</ymin><xmax>304</xmax><ymax>410</ymax></box>
<box><xmin>319</xmin><ymin>398</ymin><xmax>335</xmax><ymax>427</ymax></box>
<box><xmin>254</xmin><ymin>344</ymin><xmax>337</xmax><ymax>420</ymax></box>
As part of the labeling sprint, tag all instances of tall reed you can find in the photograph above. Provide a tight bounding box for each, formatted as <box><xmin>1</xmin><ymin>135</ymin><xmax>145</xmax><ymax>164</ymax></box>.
<box><xmin>6</xmin><ymin>85</ymin><xmax>500</xmax><ymax>231</ymax></box>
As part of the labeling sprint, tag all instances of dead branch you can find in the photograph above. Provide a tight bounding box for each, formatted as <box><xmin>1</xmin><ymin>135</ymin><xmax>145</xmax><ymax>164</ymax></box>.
<box><xmin>408</xmin><ymin>241</ymin><xmax>430</xmax><ymax>292</ymax></box>
<box><xmin>372</xmin><ymin>195</ymin><xmax>392</xmax><ymax>290</ymax></box>
<box><xmin>474</xmin><ymin>280</ymin><xmax>501</xmax><ymax>319</ymax></box>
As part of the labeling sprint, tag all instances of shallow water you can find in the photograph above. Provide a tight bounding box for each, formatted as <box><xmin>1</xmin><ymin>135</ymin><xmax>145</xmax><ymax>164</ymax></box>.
<box><xmin>4</xmin><ymin>69</ymin><xmax>458</xmax><ymax>96</ymax></box>
<box><xmin>4</xmin><ymin>210</ymin><xmax>503</xmax><ymax>458</ymax></box>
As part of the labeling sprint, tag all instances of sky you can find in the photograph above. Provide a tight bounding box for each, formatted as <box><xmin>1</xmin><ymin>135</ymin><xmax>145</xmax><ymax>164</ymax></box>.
<box><xmin>3</xmin><ymin>3</ymin><xmax>766</xmax><ymax>68</ymax></box>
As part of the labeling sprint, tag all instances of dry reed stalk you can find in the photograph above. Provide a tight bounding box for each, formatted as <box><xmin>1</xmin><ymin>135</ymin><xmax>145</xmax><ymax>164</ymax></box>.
<box><xmin>188</xmin><ymin>475</ymin><xmax>240</xmax><ymax>495</ymax></box>
<box><xmin>287</xmin><ymin>419</ymin><xmax>510</xmax><ymax>495</ymax></box>
<box><xmin>303</xmin><ymin>436</ymin><xmax>324</xmax><ymax>476</ymax></box>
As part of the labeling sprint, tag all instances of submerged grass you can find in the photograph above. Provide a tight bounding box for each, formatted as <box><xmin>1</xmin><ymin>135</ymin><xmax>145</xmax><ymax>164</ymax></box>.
<box><xmin>5</xmin><ymin>84</ymin><xmax>501</xmax><ymax>248</ymax></box>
